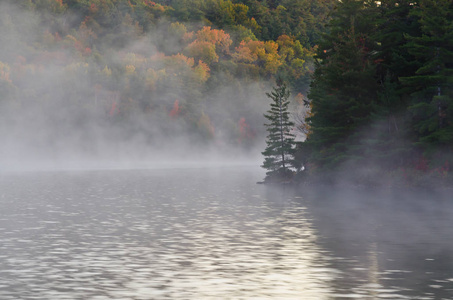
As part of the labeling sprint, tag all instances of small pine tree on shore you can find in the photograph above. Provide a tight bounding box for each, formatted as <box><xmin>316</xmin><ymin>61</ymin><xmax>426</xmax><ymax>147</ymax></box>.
<box><xmin>261</xmin><ymin>80</ymin><xmax>297</xmax><ymax>182</ymax></box>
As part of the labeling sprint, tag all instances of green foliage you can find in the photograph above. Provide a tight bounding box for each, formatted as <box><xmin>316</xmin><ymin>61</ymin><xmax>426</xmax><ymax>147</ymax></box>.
<box><xmin>296</xmin><ymin>0</ymin><xmax>453</xmax><ymax>186</ymax></box>
<box><xmin>261</xmin><ymin>81</ymin><xmax>297</xmax><ymax>181</ymax></box>
<box><xmin>305</xmin><ymin>0</ymin><xmax>380</xmax><ymax>169</ymax></box>
<box><xmin>401</xmin><ymin>0</ymin><xmax>453</xmax><ymax>149</ymax></box>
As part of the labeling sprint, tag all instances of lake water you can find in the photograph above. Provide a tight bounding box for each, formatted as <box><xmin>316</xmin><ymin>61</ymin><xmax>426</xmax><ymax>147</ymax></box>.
<box><xmin>1</xmin><ymin>166</ymin><xmax>453</xmax><ymax>299</ymax></box>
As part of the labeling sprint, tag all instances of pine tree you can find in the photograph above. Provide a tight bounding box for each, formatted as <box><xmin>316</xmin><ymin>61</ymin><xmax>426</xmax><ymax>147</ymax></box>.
<box><xmin>261</xmin><ymin>80</ymin><xmax>297</xmax><ymax>182</ymax></box>
<box><xmin>400</xmin><ymin>0</ymin><xmax>453</xmax><ymax>155</ymax></box>
<box><xmin>360</xmin><ymin>0</ymin><xmax>422</xmax><ymax>168</ymax></box>
<box><xmin>304</xmin><ymin>0</ymin><xmax>380</xmax><ymax>169</ymax></box>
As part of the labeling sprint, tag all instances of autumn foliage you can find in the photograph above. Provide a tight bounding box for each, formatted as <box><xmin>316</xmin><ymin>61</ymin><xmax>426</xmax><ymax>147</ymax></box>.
<box><xmin>0</xmin><ymin>0</ymin><xmax>318</xmax><ymax>152</ymax></box>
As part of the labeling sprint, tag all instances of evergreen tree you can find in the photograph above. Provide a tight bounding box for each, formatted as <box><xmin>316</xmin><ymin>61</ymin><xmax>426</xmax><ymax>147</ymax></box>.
<box><xmin>375</xmin><ymin>0</ymin><xmax>421</xmax><ymax>88</ymax></box>
<box><xmin>261</xmin><ymin>80</ymin><xmax>297</xmax><ymax>181</ymax></box>
<box><xmin>305</xmin><ymin>0</ymin><xmax>380</xmax><ymax>169</ymax></box>
<box><xmin>400</xmin><ymin>0</ymin><xmax>453</xmax><ymax>156</ymax></box>
<box><xmin>359</xmin><ymin>0</ymin><xmax>422</xmax><ymax>168</ymax></box>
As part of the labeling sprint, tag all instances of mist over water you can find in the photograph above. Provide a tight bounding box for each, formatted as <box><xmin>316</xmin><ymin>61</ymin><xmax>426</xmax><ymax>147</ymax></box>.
<box><xmin>1</xmin><ymin>167</ymin><xmax>453</xmax><ymax>299</ymax></box>
<box><xmin>0</xmin><ymin>1</ymin><xmax>272</xmax><ymax>171</ymax></box>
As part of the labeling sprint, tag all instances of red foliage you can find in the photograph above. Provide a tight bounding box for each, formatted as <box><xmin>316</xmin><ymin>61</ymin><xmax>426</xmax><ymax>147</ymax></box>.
<box><xmin>144</xmin><ymin>0</ymin><xmax>156</xmax><ymax>6</ymax></box>
<box><xmin>84</xmin><ymin>47</ymin><xmax>92</xmax><ymax>56</ymax></box>
<box><xmin>89</xmin><ymin>3</ymin><xmax>98</xmax><ymax>13</ymax></box>
<box><xmin>433</xmin><ymin>160</ymin><xmax>450</xmax><ymax>176</ymax></box>
<box><xmin>169</xmin><ymin>100</ymin><xmax>180</xmax><ymax>117</ymax></box>
<box><xmin>415</xmin><ymin>155</ymin><xmax>429</xmax><ymax>172</ymax></box>
<box><xmin>109</xmin><ymin>102</ymin><xmax>119</xmax><ymax>116</ymax></box>
<box><xmin>238</xmin><ymin>117</ymin><xmax>255</xmax><ymax>143</ymax></box>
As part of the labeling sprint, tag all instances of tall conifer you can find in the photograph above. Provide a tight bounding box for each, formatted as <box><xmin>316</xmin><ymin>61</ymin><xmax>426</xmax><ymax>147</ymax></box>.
<box><xmin>305</xmin><ymin>0</ymin><xmax>380</xmax><ymax>169</ymax></box>
<box><xmin>261</xmin><ymin>80</ymin><xmax>297</xmax><ymax>181</ymax></box>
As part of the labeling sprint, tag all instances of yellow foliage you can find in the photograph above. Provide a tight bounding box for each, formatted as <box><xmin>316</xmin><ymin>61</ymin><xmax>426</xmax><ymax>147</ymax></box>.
<box><xmin>197</xmin><ymin>112</ymin><xmax>215</xmax><ymax>138</ymax></box>
<box><xmin>124</xmin><ymin>53</ymin><xmax>145</xmax><ymax>66</ymax></box>
<box><xmin>0</xmin><ymin>61</ymin><xmax>12</xmax><ymax>84</ymax></box>
<box><xmin>169</xmin><ymin>22</ymin><xmax>187</xmax><ymax>40</ymax></box>
<box><xmin>65</xmin><ymin>35</ymin><xmax>78</xmax><ymax>43</ymax></box>
<box><xmin>125</xmin><ymin>64</ymin><xmax>136</xmax><ymax>75</ymax></box>
<box><xmin>232</xmin><ymin>40</ymin><xmax>283</xmax><ymax>75</ymax></box>
<box><xmin>264</xmin><ymin>41</ymin><xmax>279</xmax><ymax>54</ymax></box>
<box><xmin>102</xmin><ymin>66</ymin><xmax>112</xmax><ymax>76</ymax></box>
<box><xmin>194</xmin><ymin>60</ymin><xmax>210</xmax><ymax>83</ymax></box>
<box><xmin>184</xmin><ymin>41</ymin><xmax>219</xmax><ymax>65</ymax></box>
<box><xmin>65</xmin><ymin>62</ymin><xmax>89</xmax><ymax>73</ymax></box>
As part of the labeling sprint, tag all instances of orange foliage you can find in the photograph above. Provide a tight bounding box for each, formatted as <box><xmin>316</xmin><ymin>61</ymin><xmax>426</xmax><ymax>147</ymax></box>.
<box><xmin>232</xmin><ymin>41</ymin><xmax>258</xmax><ymax>63</ymax></box>
<box><xmin>183</xmin><ymin>31</ymin><xmax>194</xmax><ymax>43</ymax></box>
<box><xmin>143</xmin><ymin>1</ymin><xmax>168</xmax><ymax>13</ymax></box>
<box><xmin>195</xmin><ymin>26</ymin><xmax>232</xmax><ymax>55</ymax></box>
<box><xmin>169</xmin><ymin>100</ymin><xmax>180</xmax><ymax>117</ymax></box>
<box><xmin>144</xmin><ymin>0</ymin><xmax>157</xmax><ymax>6</ymax></box>
<box><xmin>232</xmin><ymin>40</ymin><xmax>282</xmax><ymax>74</ymax></box>
<box><xmin>277</xmin><ymin>35</ymin><xmax>294</xmax><ymax>47</ymax></box>
<box><xmin>240</xmin><ymin>40</ymin><xmax>264</xmax><ymax>53</ymax></box>
<box><xmin>168</xmin><ymin>53</ymin><xmax>195</xmax><ymax>67</ymax></box>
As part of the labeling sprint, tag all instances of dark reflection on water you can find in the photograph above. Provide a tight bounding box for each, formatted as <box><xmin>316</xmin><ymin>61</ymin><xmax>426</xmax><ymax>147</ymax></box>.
<box><xmin>303</xmin><ymin>186</ymin><xmax>453</xmax><ymax>299</ymax></box>
<box><xmin>0</xmin><ymin>167</ymin><xmax>452</xmax><ymax>299</ymax></box>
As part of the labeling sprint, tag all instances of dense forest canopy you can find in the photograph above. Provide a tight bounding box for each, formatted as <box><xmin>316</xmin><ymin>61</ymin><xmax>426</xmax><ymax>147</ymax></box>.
<box><xmin>0</xmin><ymin>0</ymin><xmax>335</xmax><ymax>164</ymax></box>
<box><xmin>302</xmin><ymin>0</ymin><xmax>453</xmax><ymax>186</ymax></box>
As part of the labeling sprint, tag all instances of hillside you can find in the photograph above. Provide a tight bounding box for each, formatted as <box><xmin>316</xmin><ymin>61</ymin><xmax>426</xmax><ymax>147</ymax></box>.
<box><xmin>0</xmin><ymin>0</ymin><xmax>335</xmax><ymax>163</ymax></box>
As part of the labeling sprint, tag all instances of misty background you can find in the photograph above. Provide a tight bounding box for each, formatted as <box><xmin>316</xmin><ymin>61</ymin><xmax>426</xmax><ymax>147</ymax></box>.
<box><xmin>0</xmin><ymin>0</ymin><xmax>316</xmax><ymax>170</ymax></box>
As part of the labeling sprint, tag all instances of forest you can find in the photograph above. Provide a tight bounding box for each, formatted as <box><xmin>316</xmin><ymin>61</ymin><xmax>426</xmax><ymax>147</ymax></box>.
<box><xmin>302</xmin><ymin>0</ymin><xmax>453</xmax><ymax>187</ymax></box>
<box><xmin>0</xmin><ymin>0</ymin><xmax>334</xmax><ymax>163</ymax></box>
<box><xmin>0</xmin><ymin>0</ymin><xmax>452</xmax><ymax>186</ymax></box>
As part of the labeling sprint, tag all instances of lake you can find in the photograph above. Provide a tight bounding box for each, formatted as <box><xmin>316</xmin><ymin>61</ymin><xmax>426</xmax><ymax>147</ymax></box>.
<box><xmin>1</xmin><ymin>166</ymin><xmax>453</xmax><ymax>299</ymax></box>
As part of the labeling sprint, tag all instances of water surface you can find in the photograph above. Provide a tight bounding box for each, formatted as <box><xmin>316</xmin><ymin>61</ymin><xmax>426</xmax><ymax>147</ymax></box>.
<box><xmin>1</xmin><ymin>167</ymin><xmax>452</xmax><ymax>299</ymax></box>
